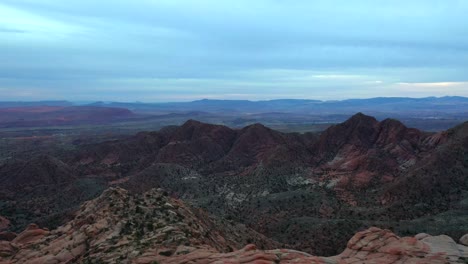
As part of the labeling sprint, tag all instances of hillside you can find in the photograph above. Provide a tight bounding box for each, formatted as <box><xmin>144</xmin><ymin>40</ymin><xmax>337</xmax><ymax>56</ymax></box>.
<box><xmin>1</xmin><ymin>113</ymin><xmax>467</xmax><ymax>256</ymax></box>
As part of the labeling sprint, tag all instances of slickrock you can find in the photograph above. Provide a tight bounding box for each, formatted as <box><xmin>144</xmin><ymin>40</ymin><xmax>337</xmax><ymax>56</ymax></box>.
<box><xmin>421</xmin><ymin>235</ymin><xmax>468</xmax><ymax>262</ymax></box>
<box><xmin>0</xmin><ymin>187</ymin><xmax>278</xmax><ymax>263</ymax></box>
<box><xmin>338</xmin><ymin>227</ymin><xmax>467</xmax><ymax>263</ymax></box>
<box><xmin>152</xmin><ymin>244</ymin><xmax>336</xmax><ymax>264</ymax></box>
<box><xmin>460</xmin><ymin>234</ymin><xmax>468</xmax><ymax>246</ymax></box>
<box><xmin>11</xmin><ymin>224</ymin><xmax>48</xmax><ymax>246</ymax></box>
<box><xmin>141</xmin><ymin>228</ymin><xmax>468</xmax><ymax>264</ymax></box>
<box><xmin>0</xmin><ymin>242</ymin><xmax>17</xmax><ymax>258</ymax></box>
<box><xmin>1</xmin><ymin>188</ymin><xmax>467</xmax><ymax>264</ymax></box>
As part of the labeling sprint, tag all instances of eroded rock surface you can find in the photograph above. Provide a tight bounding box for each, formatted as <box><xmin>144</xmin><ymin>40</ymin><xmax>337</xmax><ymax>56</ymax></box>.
<box><xmin>1</xmin><ymin>188</ymin><xmax>467</xmax><ymax>264</ymax></box>
<box><xmin>460</xmin><ymin>234</ymin><xmax>468</xmax><ymax>246</ymax></box>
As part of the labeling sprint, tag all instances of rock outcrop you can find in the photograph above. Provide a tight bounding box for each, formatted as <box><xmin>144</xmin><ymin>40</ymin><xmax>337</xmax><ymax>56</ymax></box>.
<box><xmin>0</xmin><ymin>187</ymin><xmax>279</xmax><ymax>263</ymax></box>
<box><xmin>160</xmin><ymin>227</ymin><xmax>468</xmax><ymax>264</ymax></box>
<box><xmin>1</xmin><ymin>188</ymin><xmax>467</xmax><ymax>264</ymax></box>
<box><xmin>460</xmin><ymin>234</ymin><xmax>468</xmax><ymax>246</ymax></box>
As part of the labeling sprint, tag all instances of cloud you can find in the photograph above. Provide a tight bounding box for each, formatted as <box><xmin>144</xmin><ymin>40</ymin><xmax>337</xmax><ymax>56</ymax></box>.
<box><xmin>0</xmin><ymin>0</ymin><xmax>467</xmax><ymax>101</ymax></box>
<box><xmin>395</xmin><ymin>82</ymin><xmax>468</xmax><ymax>95</ymax></box>
<box><xmin>0</xmin><ymin>3</ymin><xmax>85</xmax><ymax>42</ymax></box>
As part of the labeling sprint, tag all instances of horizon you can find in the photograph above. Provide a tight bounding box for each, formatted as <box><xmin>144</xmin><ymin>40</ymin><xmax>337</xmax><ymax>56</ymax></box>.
<box><xmin>1</xmin><ymin>1</ymin><xmax>468</xmax><ymax>101</ymax></box>
<box><xmin>1</xmin><ymin>95</ymin><xmax>468</xmax><ymax>104</ymax></box>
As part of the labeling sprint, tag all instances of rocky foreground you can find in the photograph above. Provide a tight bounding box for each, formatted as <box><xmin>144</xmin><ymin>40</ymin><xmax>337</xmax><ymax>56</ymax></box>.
<box><xmin>1</xmin><ymin>188</ymin><xmax>467</xmax><ymax>264</ymax></box>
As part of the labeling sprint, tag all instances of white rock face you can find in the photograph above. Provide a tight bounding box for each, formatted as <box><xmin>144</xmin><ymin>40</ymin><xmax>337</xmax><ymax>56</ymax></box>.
<box><xmin>422</xmin><ymin>234</ymin><xmax>468</xmax><ymax>262</ymax></box>
<box><xmin>460</xmin><ymin>234</ymin><xmax>468</xmax><ymax>246</ymax></box>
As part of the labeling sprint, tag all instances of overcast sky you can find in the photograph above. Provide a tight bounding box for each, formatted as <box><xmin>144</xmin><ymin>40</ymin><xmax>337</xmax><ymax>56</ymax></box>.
<box><xmin>1</xmin><ymin>0</ymin><xmax>468</xmax><ymax>102</ymax></box>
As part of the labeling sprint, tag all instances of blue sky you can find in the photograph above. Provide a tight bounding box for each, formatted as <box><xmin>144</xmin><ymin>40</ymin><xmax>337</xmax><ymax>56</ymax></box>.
<box><xmin>1</xmin><ymin>0</ymin><xmax>468</xmax><ymax>101</ymax></box>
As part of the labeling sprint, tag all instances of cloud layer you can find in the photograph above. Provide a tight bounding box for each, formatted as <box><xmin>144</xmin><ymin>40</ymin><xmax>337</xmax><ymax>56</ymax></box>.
<box><xmin>1</xmin><ymin>0</ymin><xmax>468</xmax><ymax>101</ymax></box>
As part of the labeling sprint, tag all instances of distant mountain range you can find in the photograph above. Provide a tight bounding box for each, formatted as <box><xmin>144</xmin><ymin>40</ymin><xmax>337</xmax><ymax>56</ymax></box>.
<box><xmin>88</xmin><ymin>96</ymin><xmax>468</xmax><ymax>116</ymax></box>
<box><xmin>2</xmin><ymin>96</ymin><xmax>468</xmax><ymax>115</ymax></box>
<box><xmin>0</xmin><ymin>97</ymin><xmax>467</xmax><ymax>131</ymax></box>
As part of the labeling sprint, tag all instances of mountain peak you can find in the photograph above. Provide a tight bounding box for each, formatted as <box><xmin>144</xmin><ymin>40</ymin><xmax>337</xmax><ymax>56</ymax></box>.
<box><xmin>181</xmin><ymin>119</ymin><xmax>204</xmax><ymax>127</ymax></box>
<box><xmin>316</xmin><ymin>113</ymin><xmax>380</xmax><ymax>155</ymax></box>
<box><xmin>379</xmin><ymin>118</ymin><xmax>406</xmax><ymax>130</ymax></box>
<box><xmin>346</xmin><ymin>112</ymin><xmax>378</xmax><ymax>125</ymax></box>
<box><xmin>242</xmin><ymin>122</ymin><xmax>270</xmax><ymax>131</ymax></box>
<box><xmin>177</xmin><ymin>119</ymin><xmax>233</xmax><ymax>136</ymax></box>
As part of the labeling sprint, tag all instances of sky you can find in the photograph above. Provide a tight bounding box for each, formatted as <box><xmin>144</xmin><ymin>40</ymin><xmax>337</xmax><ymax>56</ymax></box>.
<box><xmin>1</xmin><ymin>0</ymin><xmax>468</xmax><ymax>102</ymax></box>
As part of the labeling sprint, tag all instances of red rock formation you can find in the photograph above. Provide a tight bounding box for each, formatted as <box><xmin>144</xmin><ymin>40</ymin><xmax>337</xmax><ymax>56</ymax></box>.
<box><xmin>157</xmin><ymin>120</ymin><xmax>237</xmax><ymax>168</ymax></box>
<box><xmin>1</xmin><ymin>188</ymin><xmax>467</xmax><ymax>264</ymax></box>
<box><xmin>11</xmin><ymin>224</ymin><xmax>49</xmax><ymax>246</ymax></box>
<box><xmin>381</xmin><ymin>121</ymin><xmax>468</xmax><ymax>217</ymax></box>
<box><xmin>152</xmin><ymin>228</ymin><xmax>468</xmax><ymax>263</ymax></box>
<box><xmin>3</xmin><ymin>114</ymin><xmax>467</xmax><ymax>258</ymax></box>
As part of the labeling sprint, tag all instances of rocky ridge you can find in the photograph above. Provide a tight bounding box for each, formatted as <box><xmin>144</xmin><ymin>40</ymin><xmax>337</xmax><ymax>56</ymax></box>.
<box><xmin>0</xmin><ymin>187</ymin><xmax>279</xmax><ymax>263</ymax></box>
<box><xmin>1</xmin><ymin>188</ymin><xmax>467</xmax><ymax>264</ymax></box>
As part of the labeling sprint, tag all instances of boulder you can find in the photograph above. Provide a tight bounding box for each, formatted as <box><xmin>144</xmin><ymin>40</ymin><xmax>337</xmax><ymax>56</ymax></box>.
<box><xmin>460</xmin><ymin>234</ymin><xmax>468</xmax><ymax>246</ymax></box>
